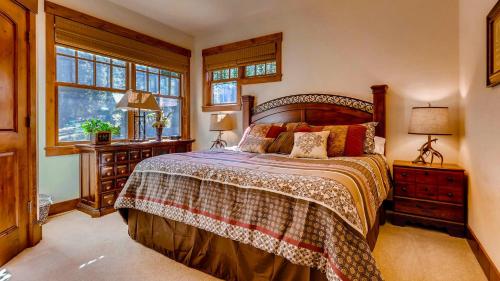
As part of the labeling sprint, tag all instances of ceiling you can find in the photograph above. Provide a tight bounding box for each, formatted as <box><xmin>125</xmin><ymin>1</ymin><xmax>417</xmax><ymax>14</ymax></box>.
<box><xmin>105</xmin><ymin>0</ymin><xmax>287</xmax><ymax>36</ymax></box>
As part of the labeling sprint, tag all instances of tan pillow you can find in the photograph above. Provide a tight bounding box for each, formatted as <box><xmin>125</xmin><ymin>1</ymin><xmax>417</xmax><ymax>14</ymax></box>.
<box><xmin>289</xmin><ymin>131</ymin><xmax>330</xmax><ymax>159</ymax></box>
<box><xmin>239</xmin><ymin>135</ymin><xmax>274</xmax><ymax>153</ymax></box>
<box><xmin>267</xmin><ymin>131</ymin><xmax>295</xmax><ymax>154</ymax></box>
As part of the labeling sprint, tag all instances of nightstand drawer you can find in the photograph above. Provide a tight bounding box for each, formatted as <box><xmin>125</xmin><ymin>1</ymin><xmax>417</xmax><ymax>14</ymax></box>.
<box><xmin>101</xmin><ymin>192</ymin><xmax>116</xmax><ymax>208</ymax></box>
<box><xmin>416</xmin><ymin>170</ymin><xmax>437</xmax><ymax>184</ymax></box>
<box><xmin>438</xmin><ymin>185</ymin><xmax>464</xmax><ymax>204</ymax></box>
<box><xmin>130</xmin><ymin>150</ymin><xmax>141</xmax><ymax>161</ymax></box>
<box><xmin>100</xmin><ymin>180</ymin><xmax>114</xmax><ymax>192</ymax></box>
<box><xmin>116</xmin><ymin>177</ymin><xmax>127</xmax><ymax>190</ymax></box>
<box><xmin>116</xmin><ymin>165</ymin><xmax>128</xmax><ymax>176</ymax></box>
<box><xmin>394</xmin><ymin>167</ymin><xmax>415</xmax><ymax>183</ymax></box>
<box><xmin>142</xmin><ymin>149</ymin><xmax>152</xmax><ymax>159</ymax></box>
<box><xmin>101</xmin><ymin>165</ymin><xmax>114</xmax><ymax>178</ymax></box>
<box><xmin>438</xmin><ymin>172</ymin><xmax>464</xmax><ymax>187</ymax></box>
<box><xmin>415</xmin><ymin>184</ymin><xmax>438</xmax><ymax>200</ymax></box>
<box><xmin>394</xmin><ymin>183</ymin><xmax>415</xmax><ymax>197</ymax></box>
<box><xmin>100</xmin><ymin>152</ymin><xmax>114</xmax><ymax>164</ymax></box>
<box><xmin>394</xmin><ymin>198</ymin><xmax>464</xmax><ymax>222</ymax></box>
<box><xmin>115</xmin><ymin>151</ymin><xmax>128</xmax><ymax>162</ymax></box>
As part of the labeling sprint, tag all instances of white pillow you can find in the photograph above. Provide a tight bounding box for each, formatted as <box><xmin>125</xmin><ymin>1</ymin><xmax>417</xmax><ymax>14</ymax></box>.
<box><xmin>374</xmin><ymin>136</ymin><xmax>386</xmax><ymax>155</ymax></box>
<box><xmin>290</xmin><ymin>131</ymin><xmax>330</xmax><ymax>159</ymax></box>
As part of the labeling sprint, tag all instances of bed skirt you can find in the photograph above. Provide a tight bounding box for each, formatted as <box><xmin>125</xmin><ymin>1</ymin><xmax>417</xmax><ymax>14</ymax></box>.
<box><xmin>121</xmin><ymin>208</ymin><xmax>383</xmax><ymax>281</ymax></box>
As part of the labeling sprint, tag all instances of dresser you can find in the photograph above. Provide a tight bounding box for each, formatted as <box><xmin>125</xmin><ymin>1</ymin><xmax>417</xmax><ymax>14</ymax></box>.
<box><xmin>76</xmin><ymin>139</ymin><xmax>195</xmax><ymax>217</ymax></box>
<box><xmin>392</xmin><ymin>160</ymin><xmax>467</xmax><ymax>237</ymax></box>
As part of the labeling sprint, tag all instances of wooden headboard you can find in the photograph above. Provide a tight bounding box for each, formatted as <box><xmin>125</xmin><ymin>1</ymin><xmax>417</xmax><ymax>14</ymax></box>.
<box><xmin>242</xmin><ymin>85</ymin><xmax>388</xmax><ymax>137</ymax></box>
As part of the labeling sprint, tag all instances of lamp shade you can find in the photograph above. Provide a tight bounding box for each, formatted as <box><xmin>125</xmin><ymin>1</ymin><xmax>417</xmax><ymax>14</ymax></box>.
<box><xmin>209</xmin><ymin>113</ymin><xmax>233</xmax><ymax>131</ymax></box>
<box><xmin>408</xmin><ymin>106</ymin><xmax>451</xmax><ymax>135</ymax></box>
<box><xmin>116</xmin><ymin>90</ymin><xmax>161</xmax><ymax>111</ymax></box>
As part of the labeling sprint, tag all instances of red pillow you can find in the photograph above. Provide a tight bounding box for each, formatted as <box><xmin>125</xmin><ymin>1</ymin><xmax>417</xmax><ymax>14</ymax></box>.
<box><xmin>344</xmin><ymin>125</ymin><xmax>367</xmax><ymax>156</ymax></box>
<box><xmin>294</xmin><ymin>125</ymin><xmax>324</xmax><ymax>132</ymax></box>
<box><xmin>266</xmin><ymin>125</ymin><xmax>287</xmax><ymax>138</ymax></box>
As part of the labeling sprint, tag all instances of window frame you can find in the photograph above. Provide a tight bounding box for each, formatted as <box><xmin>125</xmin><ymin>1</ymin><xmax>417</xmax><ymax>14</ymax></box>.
<box><xmin>45</xmin><ymin>11</ymin><xmax>191</xmax><ymax>156</ymax></box>
<box><xmin>202</xmin><ymin>33</ymin><xmax>282</xmax><ymax>112</ymax></box>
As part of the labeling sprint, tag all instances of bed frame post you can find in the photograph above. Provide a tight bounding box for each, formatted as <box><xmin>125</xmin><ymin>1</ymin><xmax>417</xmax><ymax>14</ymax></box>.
<box><xmin>242</xmin><ymin>95</ymin><xmax>255</xmax><ymax>130</ymax></box>
<box><xmin>371</xmin><ymin>85</ymin><xmax>388</xmax><ymax>138</ymax></box>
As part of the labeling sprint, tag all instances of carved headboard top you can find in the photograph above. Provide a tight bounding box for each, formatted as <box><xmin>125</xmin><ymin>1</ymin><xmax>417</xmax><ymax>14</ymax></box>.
<box><xmin>242</xmin><ymin>84</ymin><xmax>388</xmax><ymax>137</ymax></box>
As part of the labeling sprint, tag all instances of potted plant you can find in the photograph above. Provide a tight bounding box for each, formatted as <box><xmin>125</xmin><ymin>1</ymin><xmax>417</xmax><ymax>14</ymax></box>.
<box><xmin>148</xmin><ymin>111</ymin><xmax>172</xmax><ymax>141</ymax></box>
<box><xmin>81</xmin><ymin>118</ymin><xmax>121</xmax><ymax>145</ymax></box>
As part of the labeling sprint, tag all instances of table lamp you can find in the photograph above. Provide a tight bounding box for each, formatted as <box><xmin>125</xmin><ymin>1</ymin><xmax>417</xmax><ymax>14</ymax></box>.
<box><xmin>408</xmin><ymin>104</ymin><xmax>451</xmax><ymax>165</ymax></box>
<box><xmin>116</xmin><ymin>90</ymin><xmax>160</xmax><ymax>141</ymax></box>
<box><xmin>209</xmin><ymin>113</ymin><xmax>233</xmax><ymax>149</ymax></box>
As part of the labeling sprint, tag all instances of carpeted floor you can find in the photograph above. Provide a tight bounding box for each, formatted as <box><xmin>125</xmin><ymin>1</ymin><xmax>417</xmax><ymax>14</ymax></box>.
<box><xmin>4</xmin><ymin>211</ymin><xmax>486</xmax><ymax>281</ymax></box>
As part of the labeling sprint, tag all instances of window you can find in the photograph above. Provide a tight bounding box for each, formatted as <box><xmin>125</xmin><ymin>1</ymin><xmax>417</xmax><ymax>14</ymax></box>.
<box><xmin>202</xmin><ymin>33</ymin><xmax>282</xmax><ymax>112</ymax></box>
<box><xmin>55</xmin><ymin>46</ymin><xmax>128</xmax><ymax>142</ymax></box>
<box><xmin>134</xmin><ymin>64</ymin><xmax>182</xmax><ymax>138</ymax></box>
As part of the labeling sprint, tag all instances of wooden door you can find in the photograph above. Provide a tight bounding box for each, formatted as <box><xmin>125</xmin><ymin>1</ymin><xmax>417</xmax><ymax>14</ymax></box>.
<box><xmin>0</xmin><ymin>0</ymin><xmax>30</xmax><ymax>266</ymax></box>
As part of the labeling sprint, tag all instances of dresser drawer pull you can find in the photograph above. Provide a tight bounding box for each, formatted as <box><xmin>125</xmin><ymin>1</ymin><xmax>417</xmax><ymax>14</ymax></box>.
<box><xmin>447</xmin><ymin>192</ymin><xmax>454</xmax><ymax>197</ymax></box>
<box><xmin>401</xmin><ymin>187</ymin><xmax>407</xmax><ymax>191</ymax></box>
<box><xmin>107</xmin><ymin>199</ymin><xmax>113</xmax><ymax>205</ymax></box>
<box><xmin>424</xmin><ymin>171</ymin><xmax>429</xmax><ymax>176</ymax></box>
<box><xmin>106</xmin><ymin>172</ymin><xmax>111</xmax><ymax>176</ymax></box>
<box><xmin>447</xmin><ymin>177</ymin><xmax>454</xmax><ymax>182</ymax></box>
<box><xmin>401</xmin><ymin>172</ymin><xmax>408</xmax><ymax>177</ymax></box>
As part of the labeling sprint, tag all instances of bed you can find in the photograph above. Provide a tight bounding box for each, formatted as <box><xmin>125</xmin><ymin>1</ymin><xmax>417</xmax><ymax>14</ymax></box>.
<box><xmin>115</xmin><ymin>84</ymin><xmax>391</xmax><ymax>281</ymax></box>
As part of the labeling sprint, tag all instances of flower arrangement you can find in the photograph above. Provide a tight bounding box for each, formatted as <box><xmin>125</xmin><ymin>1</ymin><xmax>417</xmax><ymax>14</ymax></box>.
<box><xmin>148</xmin><ymin>111</ymin><xmax>172</xmax><ymax>129</ymax></box>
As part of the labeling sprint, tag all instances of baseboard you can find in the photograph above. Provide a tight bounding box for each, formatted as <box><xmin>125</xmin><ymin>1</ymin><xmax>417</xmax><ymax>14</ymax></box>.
<box><xmin>466</xmin><ymin>225</ymin><xmax>500</xmax><ymax>281</ymax></box>
<box><xmin>48</xmin><ymin>198</ymin><xmax>80</xmax><ymax>216</ymax></box>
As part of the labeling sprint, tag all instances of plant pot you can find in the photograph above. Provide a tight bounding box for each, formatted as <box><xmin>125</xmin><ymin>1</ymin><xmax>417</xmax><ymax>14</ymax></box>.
<box><xmin>155</xmin><ymin>127</ymin><xmax>163</xmax><ymax>141</ymax></box>
<box><xmin>90</xmin><ymin>131</ymin><xmax>111</xmax><ymax>145</ymax></box>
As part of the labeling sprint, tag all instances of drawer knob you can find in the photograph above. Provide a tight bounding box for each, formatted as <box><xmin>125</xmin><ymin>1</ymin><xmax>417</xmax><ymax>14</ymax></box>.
<box><xmin>401</xmin><ymin>187</ymin><xmax>407</xmax><ymax>191</ymax></box>
<box><xmin>447</xmin><ymin>177</ymin><xmax>454</xmax><ymax>182</ymax></box>
<box><xmin>447</xmin><ymin>192</ymin><xmax>454</xmax><ymax>197</ymax></box>
<box><xmin>106</xmin><ymin>172</ymin><xmax>111</xmax><ymax>176</ymax></box>
<box><xmin>401</xmin><ymin>173</ymin><xmax>408</xmax><ymax>177</ymax></box>
<box><xmin>107</xmin><ymin>200</ymin><xmax>113</xmax><ymax>205</ymax></box>
<box><xmin>106</xmin><ymin>158</ymin><xmax>111</xmax><ymax>162</ymax></box>
<box><xmin>424</xmin><ymin>187</ymin><xmax>429</xmax><ymax>191</ymax></box>
<box><xmin>424</xmin><ymin>171</ymin><xmax>429</xmax><ymax>176</ymax></box>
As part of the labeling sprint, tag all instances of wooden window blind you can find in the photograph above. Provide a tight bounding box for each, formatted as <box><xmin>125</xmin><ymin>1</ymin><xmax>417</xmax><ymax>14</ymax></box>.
<box><xmin>53</xmin><ymin>16</ymin><xmax>190</xmax><ymax>73</ymax></box>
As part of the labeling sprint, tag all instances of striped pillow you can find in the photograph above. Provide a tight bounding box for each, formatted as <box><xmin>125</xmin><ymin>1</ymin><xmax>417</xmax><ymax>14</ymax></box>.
<box><xmin>267</xmin><ymin>131</ymin><xmax>295</xmax><ymax>154</ymax></box>
<box><xmin>322</xmin><ymin>124</ymin><xmax>367</xmax><ymax>157</ymax></box>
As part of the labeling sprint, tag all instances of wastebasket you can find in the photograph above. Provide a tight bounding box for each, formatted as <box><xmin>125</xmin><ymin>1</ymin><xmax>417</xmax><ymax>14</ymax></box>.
<box><xmin>38</xmin><ymin>194</ymin><xmax>53</xmax><ymax>224</ymax></box>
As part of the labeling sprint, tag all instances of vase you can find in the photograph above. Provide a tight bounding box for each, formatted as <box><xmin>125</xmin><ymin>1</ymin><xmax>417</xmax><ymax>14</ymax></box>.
<box><xmin>155</xmin><ymin>127</ymin><xmax>163</xmax><ymax>141</ymax></box>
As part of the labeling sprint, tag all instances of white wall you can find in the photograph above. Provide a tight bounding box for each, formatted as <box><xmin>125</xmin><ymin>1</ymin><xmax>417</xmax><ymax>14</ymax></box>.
<box><xmin>36</xmin><ymin>0</ymin><xmax>193</xmax><ymax>202</ymax></box>
<box><xmin>191</xmin><ymin>0</ymin><xmax>460</xmax><ymax>169</ymax></box>
<box><xmin>459</xmin><ymin>0</ymin><xmax>500</xmax><ymax>269</ymax></box>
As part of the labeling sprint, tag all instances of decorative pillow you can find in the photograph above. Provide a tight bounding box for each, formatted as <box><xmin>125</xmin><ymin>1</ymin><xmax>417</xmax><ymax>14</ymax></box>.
<box><xmin>239</xmin><ymin>135</ymin><xmax>274</xmax><ymax>153</ymax></box>
<box><xmin>322</xmin><ymin>124</ymin><xmax>367</xmax><ymax>157</ymax></box>
<box><xmin>238</xmin><ymin>126</ymin><xmax>252</xmax><ymax>147</ymax></box>
<box><xmin>362</xmin><ymin>122</ymin><xmax>378</xmax><ymax>154</ymax></box>
<box><xmin>289</xmin><ymin>131</ymin><xmax>330</xmax><ymax>159</ymax></box>
<box><xmin>238</xmin><ymin>123</ymin><xmax>281</xmax><ymax>148</ymax></box>
<box><xmin>266</xmin><ymin>125</ymin><xmax>287</xmax><ymax>138</ymax></box>
<box><xmin>284</xmin><ymin>122</ymin><xmax>307</xmax><ymax>131</ymax></box>
<box><xmin>267</xmin><ymin>131</ymin><xmax>295</xmax><ymax>154</ymax></box>
<box><xmin>374</xmin><ymin>136</ymin><xmax>386</xmax><ymax>155</ymax></box>
<box><xmin>294</xmin><ymin>124</ymin><xmax>324</xmax><ymax>132</ymax></box>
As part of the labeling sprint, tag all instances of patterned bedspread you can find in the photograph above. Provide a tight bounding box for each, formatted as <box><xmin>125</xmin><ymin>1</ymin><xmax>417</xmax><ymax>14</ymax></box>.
<box><xmin>115</xmin><ymin>150</ymin><xmax>391</xmax><ymax>281</ymax></box>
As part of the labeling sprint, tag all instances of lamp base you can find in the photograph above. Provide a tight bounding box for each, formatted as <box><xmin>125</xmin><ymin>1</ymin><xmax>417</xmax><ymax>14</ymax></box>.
<box><xmin>412</xmin><ymin>135</ymin><xmax>444</xmax><ymax>166</ymax></box>
<box><xmin>210</xmin><ymin>131</ymin><xmax>227</xmax><ymax>149</ymax></box>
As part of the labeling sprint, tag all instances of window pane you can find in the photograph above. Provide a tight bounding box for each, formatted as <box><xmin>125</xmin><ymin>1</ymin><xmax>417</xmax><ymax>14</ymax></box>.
<box><xmin>256</xmin><ymin>63</ymin><xmax>266</xmax><ymax>75</ymax></box>
<box><xmin>112</xmin><ymin>66</ymin><xmax>126</xmax><ymax>89</ymax></box>
<box><xmin>112</xmin><ymin>59</ymin><xmax>126</xmax><ymax>66</ymax></box>
<box><xmin>96</xmin><ymin>63</ymin><xmax>111</xmax><ymax>88</ymax></box>
<box><xmin>213</xmin><ymin>70</ymin><xmax>221</xmax><ymax>81</ymax></box>
<box><xmin>56</xmin><ymin>46</ymin><xmax>75</xmax><ymax>56</ymax></box>
<box><xmin>160</xmin><ymin>76</ymin><xmax>170</xmax><ymax>95</ymax></box>
<box><xmin>148</xmin><ymin>66</ymin><xmax>159</xmax><ymax>73</ymax></box>
<box><xmin>170</xmin><ymin>77</ymin><xmax>180</xmax><ymax>96</ymax></box>
<box><xmin>149</xmin><ymin>74</ymin><xmax>159</xmax><ymax>93</ymax></box>
<box><xmin>146</xmin><ymin>98</ymin><xmax>180</xmax><ymax>138</ymax></box>
<box><xmin>212</xmin><ymin>81</ymin><xmax>237</xmax><ymax>104</ymax></box>
<box><xmin>171</xmin><ymin>72</ymin><xmax>180</xmax><ymax>77</ymax></box>
<box><xmin>136</xmin><ymin>64</ymin><xmax>147</xmax><ymax>71</ymax></box>
<box><xmin>266</xmin><ymin>61</ymin><xmax>277</xmax><ymax>74</ymax></box>
<box><xmin>56</xmin><ymin>55</ymin><xmax>76</xmax><ymax>83</ymax></box>
<box><xmin>245</xmin><ymin>65</ymin><xmax>255</xmax><ymax>77</ymax></box>
<box><xmin>221</xmin><ymin>69</ymin><xmax>230</xmax><ymax>79</ymax></box>
<box><xmin>57</xmin><ymin>86</ymin><xmax>127</xmax><ymax>142</ymax></box>
<box><xmin>160</xmin><ymin>69</ymin><xmax>170</xmax><ymax>76</ymax></box>
<box><xmin>230</xmin><ymin>68</ymin><xmax>238</xmax><ymax>79</ymax></box>
<box><xmin>77</xmin><ymin>50</ymin><xmax>93</xmax><ymax>60</ymax></box>
<box><xmin>77</xmin><ymin>59</ymin><xmax>94</xmax><ymax>85</ymax></box>
<box><xmin>96</xmin><ymin>55</ymin><xmax>110</xmax><ymax>63</ymax></box>
<box><xmin>136</xmin><ymin>70</ymin><xmax>147</xmax><ymax>91</ymax></box>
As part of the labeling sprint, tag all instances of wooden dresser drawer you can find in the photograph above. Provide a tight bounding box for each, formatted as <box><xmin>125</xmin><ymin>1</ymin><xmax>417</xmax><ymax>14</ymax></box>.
<box><xmin>100</xmin><ymin>152</ymin><xmax>114</xmax><ymax>164</ymax></box>
<box><xmin>415</xmin><ymin>184</ymin><xmax>438</xmax><ymax>200</ymax></box>
<box><xmin>438</xmin><ymin>185</ymin><xmax>464</xmax><ymax>204</ymax></box>
<box><xmin>115</xmin><ymin>151</ymin><xmax>128</xmax><ymax>162</ymax></box>
<box><xmin>101</xmin><ymin>165</ymin><xmax>114</xmax><ymax>178</ymax></box>
<box><xmin>130</xmin><ymin>162</ymin><xmax>138</xmax><ymax>172</ymax></box>
<box><xmin>130</xmin><ymin>150</ymin><xmax>141</xmax><ymax>161</ymax></box>
<box><xmin>438</xmin><ymin>172</ymin><xmax>464</xmax><ymax>187</ymax></box>
<box><xmin>116</xmin><ymin>177</ymin><xmax>127</xmax><ymax>190</ymax></box>
<box><xmin>415</xmin><ymin>170</ymin><xmax>437</xmax><ymax>184</ymax></box>
<box><xmin>100</xmin><ymin>180</ymin><xmax>114</xmax><ymax>192</ymax></box>
<box><xmin>142</xmin><ymin>149</ymin><xmax>152</xmax><ymax>159</ymax></box>
<box><xmin>394</xmin><ymin>183</ymin><xmax>415</xmax><ymax>197</ymax></box>
<box><xmin>394</xmin><ymin>167</ymin><xmax>415</xmax><ymax>183</ymax></box>
<box><xmin>101</xmin><ymin>192</ymin><xmax>116</xmax><ymax>208</ymax></box>
<box><xmin>395</xmin><ymin>198</ymin><xmax>464</xmax><ymax>222</ymax></box>
<box><xmin>116</xmin><ymin>165</ymin><xmax>128</xmax><ymax>176</ymax></box>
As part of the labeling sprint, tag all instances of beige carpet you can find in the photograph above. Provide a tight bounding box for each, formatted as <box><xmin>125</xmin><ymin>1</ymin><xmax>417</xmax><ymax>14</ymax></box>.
<box><xmin>4</xmin><ymin>211</ymin><xmax>486</xmax><ymax>281</ymax></box>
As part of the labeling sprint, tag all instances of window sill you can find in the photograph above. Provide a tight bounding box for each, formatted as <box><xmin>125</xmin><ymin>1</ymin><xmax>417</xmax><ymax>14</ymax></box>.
<box><xmin>240</xmin><ymin>74</ymin><xmax>282</xmax><ymax>85</ymax></box>
<box><xmin>202</xmin><ymin>104</ymin><xmax>241</xmax><ymax>112</ymax></box>
<box><xmin>45</xmin><ymin>145</ymin><xmax>80</xmax><ymax>157</ymax></box>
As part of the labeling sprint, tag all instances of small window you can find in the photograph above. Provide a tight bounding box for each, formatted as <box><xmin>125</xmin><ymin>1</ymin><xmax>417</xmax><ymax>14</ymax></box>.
<box><xmin>210</xmin><ymin>67</ymin><xmax>239</xmax><ymax>105</ymax></box>
<box><xmin>244</xmin><ymin>61</ymin><xmax>277</xmax><ymax>78</ymax></box>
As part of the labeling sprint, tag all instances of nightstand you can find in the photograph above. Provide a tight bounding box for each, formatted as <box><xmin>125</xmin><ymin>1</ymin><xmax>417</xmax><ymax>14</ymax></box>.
<box><xmin>392</xmin><ymin>160</ymin><xmax>467</xmax><ymax>237</ymax></box>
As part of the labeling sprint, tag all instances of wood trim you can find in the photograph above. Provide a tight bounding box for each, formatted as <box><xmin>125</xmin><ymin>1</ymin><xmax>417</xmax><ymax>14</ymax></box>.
<box><xmin>371</xmin><ymin>84</ymin><xmax>388</xmax><ymax>138</ymax></box>
<box><xmin>44</xmin><ymin>1</ymin><xmax>190</xmax><ymax>57</ymax></box>
<box><xmin>45</xmin><ymin>14</ymin><xmax>57</xmax><ymax>154</ymax></box>
<box><xmin>45</xmin><ymin>145</ymin><xmax>80</xmax><ymax>156</ymax></box>
<box><xmin>240</xmin><ymin>73</ymin><xmax>282</xmax><ymax>85</ymax></box>
<box><xmin>202</xmin><ymin>32</ymin><xmax>282</xmax><ymax>56</ymax></box>
<box><xmin>467</xmin><ymin>225</ymin><xmax>500</xmax><ymax>281</ymax></box>
<box><xmin>242</xmin><ymin>95</ymin><xmax>255</xmax><ymax>130</ymax></box>
<box><xmin>48</xmin><ymin>198</ymin><xmax>80</xmax><ymax>216</ymax></box>
<box><xmin>13</xmin><ymin>0</ymin><xmax>38</xmax><ymax>13</ymax></box>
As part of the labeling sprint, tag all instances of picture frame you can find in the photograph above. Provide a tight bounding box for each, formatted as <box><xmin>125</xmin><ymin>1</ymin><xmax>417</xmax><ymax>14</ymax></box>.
<box><xmin>487</xmin><ymin>1</ymin><xmax>500</xmax><ymax>87</ymax></box>
<box><xmin>91</xmin><ymin>131</ymin><xmax>111</xmax><ymax>145</ymax></box>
